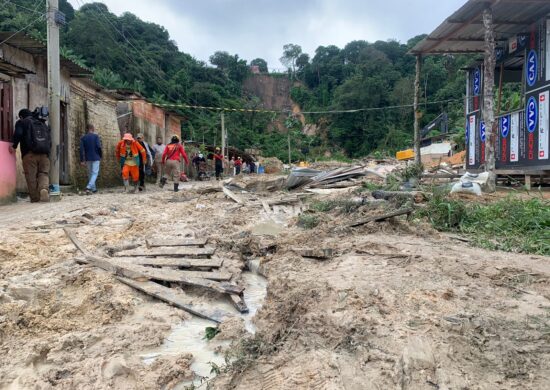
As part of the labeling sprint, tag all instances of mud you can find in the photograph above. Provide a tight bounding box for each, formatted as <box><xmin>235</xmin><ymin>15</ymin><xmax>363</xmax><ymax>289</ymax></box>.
<box><xmin>1</xmin><ymin>177</ymin><xmax>549</xmax><ymax>389</ymax></box>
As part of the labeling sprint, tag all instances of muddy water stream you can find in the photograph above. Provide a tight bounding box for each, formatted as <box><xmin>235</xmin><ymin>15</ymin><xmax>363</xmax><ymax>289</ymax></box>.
<box><xmin>140</xmin><ymin>270</ymin><xmax>267</xmax><ymax>385</ymax></box>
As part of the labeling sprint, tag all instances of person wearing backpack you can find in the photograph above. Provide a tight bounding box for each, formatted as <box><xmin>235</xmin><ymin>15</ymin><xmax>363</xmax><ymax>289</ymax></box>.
<box><xmin>9</xmin><ymin>108</ymin><xmax>51</xmax><ymax>203</ymax></box>
<box><xmin>79</xmin><ymin>124</ymin><xmax>102</xmax><ymax>194</ymax></box>
<box><xmin>116</xmin><ymin>133</ymin><xmax>147</xmax><ymax>193</ymax></box>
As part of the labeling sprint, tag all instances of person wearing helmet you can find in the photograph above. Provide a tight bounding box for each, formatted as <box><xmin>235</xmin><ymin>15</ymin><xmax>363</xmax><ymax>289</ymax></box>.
<box><xmin>213</xmin><ymin>147</ymin><xmax>224</xmax><ymax>180</ymax></box>
<box><xmin>116</xmin><ymin>133</ymin><xmax>147</xmax><ymax>193</ymax></box>
<box><xmin>160</xmin><ymin>135</ymin><xmax>189</xmax><ymax>192</ymax></box>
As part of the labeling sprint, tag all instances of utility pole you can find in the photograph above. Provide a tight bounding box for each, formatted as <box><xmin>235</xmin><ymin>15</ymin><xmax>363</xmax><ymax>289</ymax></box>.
<box><xmin>413</xmin><ymin>54</ymin><xmax>422</xmax><ymax>165</ymax></box>
<box><xmin>220</xmin><ymin>112</ymin><xmax>226</xmax><ymax>164</ymax></box>
<box><xmin>47</xmin><ymin>0</ymin><xmax>61</xmax><ymax>197</ymax></box>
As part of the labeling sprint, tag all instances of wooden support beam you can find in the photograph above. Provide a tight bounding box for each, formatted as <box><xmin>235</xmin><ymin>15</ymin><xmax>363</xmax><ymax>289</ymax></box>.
<box><xmin>117</xmin><ymin>277</ymin><xmax>232</xmax><ymax>323</ymax></box>
<box><xmin>115</xmin><ymin>246</ymin><xmax>216</xmax><ymax>258</ymax></box>
<box><xmin>146</xmin><ymin>238</ymin><xmax>208</xmax><ymax>248</ymax></box>
<box><xmin>482</xmin><ymin>7</ymin><xmax>497</xmax><ymax>193</ymax></box>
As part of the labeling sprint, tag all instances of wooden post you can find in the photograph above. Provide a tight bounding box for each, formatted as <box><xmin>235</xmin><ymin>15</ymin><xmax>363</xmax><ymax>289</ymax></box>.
<box><xmin>413</xmin><ymin>54</ymin><xmax>422</xmax><ymax>165</ymax></box>
<box><xmin>482</xmin><ymin>7</ymin><xmax>497</xmax><ymax>193</ymax></box>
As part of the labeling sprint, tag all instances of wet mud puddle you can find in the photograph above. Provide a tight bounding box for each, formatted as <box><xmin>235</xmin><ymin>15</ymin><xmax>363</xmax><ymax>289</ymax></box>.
<box><xmin>140</xmin><ymin>270</ymin><xmax>267</xmax><ymax>385</ymax></box>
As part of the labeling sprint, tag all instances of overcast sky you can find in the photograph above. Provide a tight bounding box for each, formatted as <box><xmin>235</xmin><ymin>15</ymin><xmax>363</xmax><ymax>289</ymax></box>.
<box><xmin>68</xmin><ymin>0</ymin><xmax>466</xmax><ymax>70</ymax></box>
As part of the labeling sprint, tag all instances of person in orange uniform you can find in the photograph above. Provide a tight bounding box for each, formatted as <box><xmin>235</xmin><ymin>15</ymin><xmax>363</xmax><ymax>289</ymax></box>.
<box><xmin>116</xmin><ymin>133</ymin><xmax>147</xmax><ymax>193</ymax></box>
<box><xmin>213</xmin><ymin>147</ymin><xmax>224</xmax><ymax>180</ymax></box>
<box><xmin>160</xmin><ymin>135</ymin><xmax>189</xmax><ymax>192</ymax></box>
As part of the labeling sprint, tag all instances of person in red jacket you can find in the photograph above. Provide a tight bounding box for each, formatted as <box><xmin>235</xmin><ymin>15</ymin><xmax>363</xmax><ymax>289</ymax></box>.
<box><xmin>160</xmin><ymin>135</ymin><xmax>189</xmax><ymax>192</ymax></box>
<box><xmin>234</xmin><ymin>156</ymin><xmax>243</xmax><ymax>175</ymax></box>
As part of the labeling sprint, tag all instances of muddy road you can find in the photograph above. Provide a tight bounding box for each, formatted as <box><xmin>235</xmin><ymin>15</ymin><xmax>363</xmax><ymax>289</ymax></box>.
<box><xmin>1</xmin><ymin>179</ymin><xmax>548</xmax><ymax>389</ymax></box>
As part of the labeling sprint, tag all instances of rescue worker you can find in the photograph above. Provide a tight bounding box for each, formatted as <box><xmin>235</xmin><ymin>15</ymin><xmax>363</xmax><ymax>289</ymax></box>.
<box><xmin>213</xmin><ymin>147</ymin><xmax>224</xmax><ymax>180</ymax></box>
<box><xmin>160</xmin><ymin>135</ymin><xmax>189</xmax><ymax>192</ymax></box>
<box><xmin>116</xmin><ymin>133</ymin><xmax>147</xmax><ymax>193</ymax></box>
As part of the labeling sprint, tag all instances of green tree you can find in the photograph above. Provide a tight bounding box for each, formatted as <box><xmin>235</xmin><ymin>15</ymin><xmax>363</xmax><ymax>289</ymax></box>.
<box><xmin>250</xmin><ymin>58</ymin><xmax>268</xmax><ymax>73</ymax></box>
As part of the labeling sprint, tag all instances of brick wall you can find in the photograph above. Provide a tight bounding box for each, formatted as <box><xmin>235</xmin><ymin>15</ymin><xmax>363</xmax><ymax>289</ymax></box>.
<box><xmin>70</xmin><ymin>80</ymin><xmax>122</xmax><ymax>189</ymax></box>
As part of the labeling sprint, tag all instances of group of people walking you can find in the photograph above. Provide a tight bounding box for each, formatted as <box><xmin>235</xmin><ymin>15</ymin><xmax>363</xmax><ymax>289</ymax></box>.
<box><xmin>10</xmin><ymin>110</ymin><xmax>260</xmax><ymax>200</ymax></box>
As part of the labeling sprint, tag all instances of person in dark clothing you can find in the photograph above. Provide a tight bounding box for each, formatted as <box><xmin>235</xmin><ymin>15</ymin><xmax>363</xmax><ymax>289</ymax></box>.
<box><xmin>250</xmin><ymin>159</ymin><xmax>256</xmax><ymax>174</ymax></box>
<box><xmin>79</xmin><ymin>124</ymin><xmax>102</xmax><ymax>194</ymax></box>
<box><xmin>136</xmin><ymin>133</ymin><xmax>153</xmax><ymax>191</ymax></box>
<box><xmin>9</xmin><ymin>109</ymin><xmax>50</xmax><ymax>202</ymax></box>
<box><xmin>213</xmin><ymin>147</ymin><xmax>224</xmax><ymax>180</ymax></box>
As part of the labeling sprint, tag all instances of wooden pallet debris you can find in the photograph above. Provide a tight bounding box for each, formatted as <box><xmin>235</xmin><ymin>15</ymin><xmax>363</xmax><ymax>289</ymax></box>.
<box><xmin>115</xmin><ymin>246</ymin><xmax>216</xmax><ymax>258</ymax></box>
<box><xmin>117</xmin><ymin>277</ymin><xmax>231</xmax><ymax>323</ymax></box>
<box><xmin>146</xmin><ymin>238</ymin><xmax>208</xmax><ymax>248</ymax></box>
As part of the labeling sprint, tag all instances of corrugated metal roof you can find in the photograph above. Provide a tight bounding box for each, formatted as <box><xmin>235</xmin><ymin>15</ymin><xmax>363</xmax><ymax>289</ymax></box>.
<box><xmin>0</xmin><ymin>32</ymin><xmax>92</xmax><ymax>76</ymax></box>
<box><xmin>411</xmin><ymin>0</ymin><xmax>550</xmax><ymax>54</ymax></box>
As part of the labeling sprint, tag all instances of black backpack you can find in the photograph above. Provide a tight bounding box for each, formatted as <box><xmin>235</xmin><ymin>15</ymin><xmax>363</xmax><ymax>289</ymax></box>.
<box><xmin>27</xmin><ymin>117</ymin><xmax>51</xmax><ymax>154</ymax></box>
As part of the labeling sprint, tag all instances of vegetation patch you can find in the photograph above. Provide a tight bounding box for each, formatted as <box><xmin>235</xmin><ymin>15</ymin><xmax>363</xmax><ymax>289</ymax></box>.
<box><xmin>418</xmin><ymin>193</ymin><xmax>550</xmax><ymax>255</ymax></box>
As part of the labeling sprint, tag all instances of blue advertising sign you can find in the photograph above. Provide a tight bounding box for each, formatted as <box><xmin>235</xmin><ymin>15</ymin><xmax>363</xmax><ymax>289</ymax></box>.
<box><xmin>473</xmin><ymin>68</ymin><xmax>481</xmax><ymax>96</ymax></box>
<box><xmin>500</xmin><ymin>115</ymin><xmax>510</xmax><ymax>138</ymax></box>
<box><xmin>526</xmin><ymin>49</ymin><xmax>538</xmax><ymax>87</ymax></box>
<box><xmin>526</xmin><ymin>96</ymin><xmax>537</xmax><ymax>133</ymax></box>
<box><xmin>480</xmin><ymin>121</ymin><xmax>486</xmax><ymax>142</ymax></box>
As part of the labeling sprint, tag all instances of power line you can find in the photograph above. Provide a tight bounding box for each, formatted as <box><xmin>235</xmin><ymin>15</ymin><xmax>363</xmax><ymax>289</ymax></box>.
<box><xmin>2</xmin><ymin>0</ymin><xmax>44</xmax><ymax>15</ymax></box>
<box><xmin>0</xmin><ymin>12</ymin><xmax>46</xmax><ymax>46</ymax></box>
<box><xmin>87</xmin><ymin>0</ymin><xmax>178</xmax><ymax>100</ymax></box>
<box><xmin>74</xmin><ymin>0</ymin><xmax>174</xmax><ymax>98</ymax></box>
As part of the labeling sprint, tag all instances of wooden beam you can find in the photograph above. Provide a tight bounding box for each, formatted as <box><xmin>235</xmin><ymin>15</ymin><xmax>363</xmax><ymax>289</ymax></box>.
<box><xmin>120</xmin><ymin>257</ymin><xmax>223</xmax><ymax>269</ymax></box>
<box><xmin>117</xmin><ymin>277</ymin><xmax>232</xmax><ymax>323</ymax></box>
<box><xmin>115</xmin><ymin>246</ymin><xmax>216</xmax><ymax>258</ymax></box>
<box><xmin>146</xmin><ymin>238</ymin><xmax>208</xmax><ymax>248</ymax></box>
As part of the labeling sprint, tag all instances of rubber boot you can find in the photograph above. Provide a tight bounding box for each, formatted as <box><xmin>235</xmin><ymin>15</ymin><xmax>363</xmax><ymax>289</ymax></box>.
<box><xmin>123</xmin><ymin>179</ymin><xmax>129</xmax><ymax>192</ymax></box>
<box><xmin>173</xmin><ymin>183</ymin><xmax>179</xmax><ymax>192</ymax></box>
<box><xmin>131</xmin><ymin>182</ymin><xmax>138</xmax><ymax>193</ymax></box>
<box><xmin>159</xmin><ymin>177</ymin><xmax>167</xmax><ymax>188</ymax></box>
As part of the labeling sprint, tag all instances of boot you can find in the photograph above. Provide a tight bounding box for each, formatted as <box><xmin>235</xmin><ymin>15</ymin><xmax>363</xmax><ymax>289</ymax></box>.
<box><xmin>131</xmin><ymin>182</ymin><xmax>138</xmax><ymax>193</ymax></box>
<box><xmin>173</xmin><ymin>183</ymin><xmax>179</xmax><ymax>192</ymax></box>
<box><xmin>159</xmin><ymin>177</ymin><xmax>167</xmax><ymax>188</ymax></box>
<box><xmin>123</xmin><ymin>179</ymin><xmax>130</xmax><ymax>192</ymax></box>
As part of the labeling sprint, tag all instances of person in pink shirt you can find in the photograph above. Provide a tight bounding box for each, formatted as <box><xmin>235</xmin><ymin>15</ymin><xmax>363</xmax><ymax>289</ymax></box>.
<box><xmin>160</xmin><ymin>135</ymin><xmax>189</xmax><ymax>192</ymax></box>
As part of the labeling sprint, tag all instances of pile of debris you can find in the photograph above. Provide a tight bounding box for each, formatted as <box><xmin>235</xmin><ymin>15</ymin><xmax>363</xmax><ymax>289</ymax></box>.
<box><xmin>286</xmin><ymin>165</ymin><xmax>388</xmax><ymax>190</ymax></box>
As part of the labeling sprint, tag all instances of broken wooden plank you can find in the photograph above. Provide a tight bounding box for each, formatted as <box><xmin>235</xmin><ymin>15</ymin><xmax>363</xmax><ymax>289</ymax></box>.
<box><xmin>295</xmin><ymin>248</ymin><xmax>333</xmax><ymax>260</ymax></box>
<box><xmin>222</xmin><ymin>186</ymin><xmax>244</xmax><ymax>204</ymax></box>
<box><xmin>121</xmin><ymin>257</ymin><xmax>223</xmax><ymax>269</ymax></box>
<box><xmin>347</xmin><ymin>207</ymin><xmax>414</xmax><ymax>228</ymax></box>
<box><xmin>113</xmin><ymin>261</ymin><xmax>231</xmax><ymax>281</ymax></box>
<box><xmin>64</xmin><ymin>227</ymin><xmax>92</xmax><ymax>256</ymax></box>
<box><xmin>261</xmin><ymin>200</ymin><xmax>271</xmax><ymax>214</ymax></box>
<box><xmin>115</xmin><ymin>246</ymin><xmax>216</xmax><ymax>258</ymax></box>
<box><xmin>229</xmin><ymin>294</ymin><xmax>249</xmax><ymax>313</ymax></box>
<box><xmin>117</xmin><ymin>277</ymin><xmax>232</xmax><ymax>323</ymax></box>
<box><xmin>146</xmin><ymin>238</ymin><xmax>208</xmax><ymax>248</ymax></box>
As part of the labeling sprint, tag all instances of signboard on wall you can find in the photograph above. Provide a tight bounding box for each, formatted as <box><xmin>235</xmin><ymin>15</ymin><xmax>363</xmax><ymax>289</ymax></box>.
<box><xmin>525</xmin><ymin>21</ymin><xmax>547</xmax><ymax>92</ymax></box>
